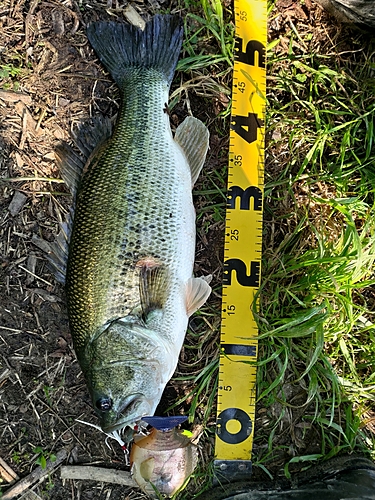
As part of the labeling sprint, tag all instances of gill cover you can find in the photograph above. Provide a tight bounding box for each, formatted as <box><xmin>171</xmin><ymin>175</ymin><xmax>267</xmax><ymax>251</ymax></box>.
<box><xmin>84</xmin><ymin>316</ymin><xmax>173</xmax><ymax>432</ymax></box>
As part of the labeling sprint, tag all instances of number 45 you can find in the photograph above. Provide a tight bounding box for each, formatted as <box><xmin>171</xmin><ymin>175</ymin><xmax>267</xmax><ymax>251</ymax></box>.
<box><xmin>237</xmin><ymin>81</ymin><xmax>245</xmax><ymax>93</ymax></box>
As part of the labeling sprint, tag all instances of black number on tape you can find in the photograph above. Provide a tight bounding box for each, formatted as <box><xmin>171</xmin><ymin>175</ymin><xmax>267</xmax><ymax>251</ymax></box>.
<box><xmin>234</xmin><ymin>38</ymin><xmax>265</xmax><ymax>68</ymax></box>
<box><xmin>217</xmin><ymin>408</ymin><xmax>252</xmax><ymax>444</ymax></box>
<box><xmin>231</xmin><ymin>113</ymin><xmax>264</xmax><ymax>144</ymax></box>
<box><xmin>223</xmin><ymin>259</ymin><xmax>260</xmax><ymax>287</ymax></box>
<box><xmin>227</xmin><ymin>186</ymin><xmax>262</xmax><ymax>211</ymax></box>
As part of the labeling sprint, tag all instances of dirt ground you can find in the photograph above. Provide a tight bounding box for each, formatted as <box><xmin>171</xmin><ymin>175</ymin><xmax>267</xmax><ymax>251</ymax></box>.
<box><xmin>0</xmin><ymin>1</ymin><xmax>226</xmax><ymax>498</ymax></box>
<box><xmin>0</xmin><ymin>0</ymin><xmax>373</xmax><ymax>499</ymax></box>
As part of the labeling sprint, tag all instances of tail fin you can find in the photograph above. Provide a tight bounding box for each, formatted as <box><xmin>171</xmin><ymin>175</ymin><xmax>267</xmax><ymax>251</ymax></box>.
<box><xmin>87</xmin><ymin>15</ymin><xmax>183</xmax><ymax>88</ymax></box>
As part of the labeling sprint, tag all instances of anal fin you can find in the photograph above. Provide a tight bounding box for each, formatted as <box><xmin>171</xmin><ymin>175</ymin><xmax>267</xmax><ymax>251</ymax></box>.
<box><xmin>55</xmin><ymin>143</ymin><xmax>85</xmax><ymax>198</ymax></box>
<box><xmin>186</xmin><ymin>276</ymin><xmax>211</xmax><ymax>317</ymax></box>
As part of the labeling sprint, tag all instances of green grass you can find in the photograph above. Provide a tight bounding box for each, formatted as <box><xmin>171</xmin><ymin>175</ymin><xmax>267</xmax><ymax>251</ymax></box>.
<box><xmin>178</xmin><ymin>0</ymin><xmax>234</xmax><ymax>71</ymax></box>
<box><xmin>0</xmin><ymin>50</ymin><xmax>28</xmax><ymax>90</ymax></box>
<box><xmin>169</xmin><ymin>0</ymin><xmax>234</xmax><ymax>114</ymax></box>
<box><xmin>178</xmin><ymin>0</ymin><xmax>375</xmax><ymax>492</ymax></box>
<box><xmin>252</xmin><ymin>0</ymin><xmax>375</xmax><ymax>476</ymax></box>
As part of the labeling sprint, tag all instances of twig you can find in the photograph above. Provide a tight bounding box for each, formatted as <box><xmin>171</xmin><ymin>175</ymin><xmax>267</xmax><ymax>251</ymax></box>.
<box><xmin>60</xmin><ymin>466</ymin><xmax>136</xmax><ymax>487</ymax></box>
<box><xmin>1</xmin><ymin>177</ymin><xmax>64</xmax><ymax>183</ymax></box>
<box><xmin>18</xmin><ymin>265</ymin><xmax>54</xmax><ymax>287</ymax></box>
<box><xmin>2</xmin><ymin>449</ymin><xmax>68</xmax><ymax>500</ymax></box>
<box><xmin>25</xmin><ymin>0</ymin><xmax>41</xmax><ymax>52</ymax></box>
<box><xmin>0</xmin><ymin>368</ymin><xmax>11</xmax><ymax>385</ymax></box>
<box><xmin>0</xmin><ymin>326</ymin><xmax>43</xmax><ymax>337</ymax></box>
<box><xmin>0</xmin><ymin>457</ymin><xmax>19</xmax><ymax>484</ymax></box>
<box><xmin>32</xmin><ymin>396</ymin><xmax>87</xmax><ymax>451</ymax></box>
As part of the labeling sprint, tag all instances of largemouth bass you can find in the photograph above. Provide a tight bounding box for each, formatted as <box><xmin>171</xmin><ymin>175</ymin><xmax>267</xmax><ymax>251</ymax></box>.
<box><xmin>54</xmin><ymin>15</ymin><xmax>210</xmax><ymax>435</ymax></box>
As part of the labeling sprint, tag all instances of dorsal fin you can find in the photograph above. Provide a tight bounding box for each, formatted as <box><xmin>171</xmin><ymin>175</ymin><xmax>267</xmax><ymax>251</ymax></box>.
<box><xmin>55</xmin><ymin>116</ymin><xmax>113</xmax><ymax>199</ymax></box>
<box><xmin>44</xmin><ymin>116</ymin><xmax>113</xmax><ymax>284</ymax></box>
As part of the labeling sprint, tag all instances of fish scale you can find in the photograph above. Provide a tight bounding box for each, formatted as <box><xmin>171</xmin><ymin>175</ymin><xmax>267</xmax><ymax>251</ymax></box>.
<box><xmin>66</xmin><ymin>72</ymin><xmax>188</xmax><ymax>350</ymax></box>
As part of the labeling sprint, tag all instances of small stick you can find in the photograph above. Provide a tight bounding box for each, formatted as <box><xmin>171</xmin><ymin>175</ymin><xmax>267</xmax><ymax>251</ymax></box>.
<box><xmin>2</xmin><ymin>449</ymin><xmax>68</xmax><ymax>500</ymax></box>
<box><xmin>19</xmin><ymin>107</ymin><xmax>28</xmax><ymax>150</ymax></box>
<box><xmin>0</xmin><ymin>457</ymin><xmax>19</xmax><ymax>484</ymax></box>
<box><xmin>60</xmin><ymin>466</ymin><xmax>136</xmax><ymax>487</ymax></box>
<box><xmin>35</xmin><ymin>108</ymin><xmax>46</xmax><ymax>132</ymax></box>
<box><xmin>0</xmin><ymin>368</ymin><xmax>11</xmax><ymax>385</ymax></box>
<box><xmin>18</xmin><ymin>265</ymin><xmax>54</xmax><ymax>287</ymax></box>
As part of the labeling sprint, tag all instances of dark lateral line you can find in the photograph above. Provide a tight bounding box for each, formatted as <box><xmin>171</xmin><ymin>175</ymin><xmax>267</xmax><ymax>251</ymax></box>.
<box><xmin>222</xmin><ymin>344</ymin><xmax>256</xmax><ymax>357</ymax></box>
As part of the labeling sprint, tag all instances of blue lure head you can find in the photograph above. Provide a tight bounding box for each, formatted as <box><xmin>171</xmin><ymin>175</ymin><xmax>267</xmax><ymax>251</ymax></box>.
<box><xmin>142</xmin><ymin>415</ymin><xmax>187</xmax><ymax>432</ymax></box>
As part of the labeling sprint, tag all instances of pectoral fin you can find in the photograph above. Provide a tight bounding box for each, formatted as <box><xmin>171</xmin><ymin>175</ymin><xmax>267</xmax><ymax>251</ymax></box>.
<box><xmin>139</xmin><ymin>259</ymin><xmax>170</xmax><ymax>317</ymax></box>
<box><xmin>186</xmin><ymin>276</ymin><xmax>212</xmax><ymax>317</ymax></box>
<box><xmin>174</xmin><ymin>116</ymin><xmax>209</xmax><ymax>186</ymax></box>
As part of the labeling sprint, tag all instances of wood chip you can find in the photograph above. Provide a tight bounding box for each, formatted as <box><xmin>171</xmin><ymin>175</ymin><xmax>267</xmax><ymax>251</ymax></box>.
<box><xmin>123</xmin><ymin>5</ymin><xmax>146</xmax><ymax>30</ymax></box>
<box><xmin>8</xmin><ymin>191</ymin><xmax>28</xmax><ymax>216</ymax></box>
<box><xmin>0</xmin><ymin>90</ymin><xmax>32</xmax><ymax>105</ymax></box>
<box><xmin>14</xmin><ymin>102</ymin><xmax>44</xmax><ymax>138</ymax></box>
<box><xmin>14</xmin><ymin>152</ymin><xmax>24</xmax><ymax>168</ymax></box>
<box><xmin>31</xmin><ymin>234</ymin><xmax>53</xmax><ymax>254</ymax></box>
<box><xmin>52</xmin><ymin>124</ymin><xmax>65</xmax><ymax>139</ymax></box>
<box><xmin>26</xmin><ymin>252</ymin><xmax>37</xmax><ymax>284</ymax></box>
<box><xmin>60</xmin><ymin>466</ymin><xmax>136</xmax><ymax>487</ymax></box>
<box><xmin>2</xmin><ymin>449</ymin><xmax>68</xmax><ymax>500</ymax></box>
<box><xmin>43</xmin><ymin>152</ymin><xmax>56</xmax><ymax>160</ymax></box>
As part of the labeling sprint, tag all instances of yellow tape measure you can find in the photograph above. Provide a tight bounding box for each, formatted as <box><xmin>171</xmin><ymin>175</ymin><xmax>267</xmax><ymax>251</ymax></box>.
<box><xmin>214</xmin><ymin>0</ymin><xmax>266</xmax><ymax>479</ymax></box>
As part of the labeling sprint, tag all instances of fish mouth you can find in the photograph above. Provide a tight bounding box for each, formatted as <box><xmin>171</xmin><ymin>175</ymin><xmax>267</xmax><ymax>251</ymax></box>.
<box><xmin>101</xmin><ymin>394</ymin><xmax>150</xmax><ymax>433</ymax></box>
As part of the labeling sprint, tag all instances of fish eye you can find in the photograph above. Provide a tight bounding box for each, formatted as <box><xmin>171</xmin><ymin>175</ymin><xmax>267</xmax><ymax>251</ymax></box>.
<box><xmin>96</xmin><ymin>397</ymin><xmax>113</xmax><ymax>412</ymax></box>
